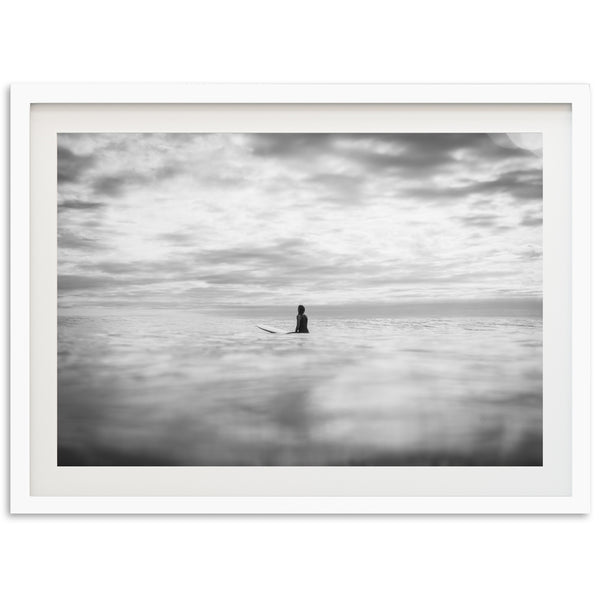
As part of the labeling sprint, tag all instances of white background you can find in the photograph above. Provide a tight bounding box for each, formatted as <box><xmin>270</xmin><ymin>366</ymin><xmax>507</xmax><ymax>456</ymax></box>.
<box><xmin>0</xmin><ymin>2</ymin><xmax>596</xmax><ymax>599</ymax></box>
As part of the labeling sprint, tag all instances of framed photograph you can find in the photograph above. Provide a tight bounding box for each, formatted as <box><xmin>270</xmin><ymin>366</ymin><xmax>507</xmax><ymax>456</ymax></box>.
<box><xmin>10</xmin><ymin>84</ymin><xmax>590</xmax><ymax>513</ymax></box>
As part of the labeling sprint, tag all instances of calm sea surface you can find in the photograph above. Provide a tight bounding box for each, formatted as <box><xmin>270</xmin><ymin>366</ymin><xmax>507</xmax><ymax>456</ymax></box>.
<box><xmin>58</xmin><ymin>311</ymin><xmax>542</xmax><ymax>466</ymax></box>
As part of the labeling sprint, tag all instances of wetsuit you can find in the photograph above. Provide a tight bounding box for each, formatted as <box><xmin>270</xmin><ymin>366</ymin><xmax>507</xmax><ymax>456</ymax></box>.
<box><xmin>295</xmin><ymin>314</ymin><xmax>309</xmax><ymax>333</ymax></box>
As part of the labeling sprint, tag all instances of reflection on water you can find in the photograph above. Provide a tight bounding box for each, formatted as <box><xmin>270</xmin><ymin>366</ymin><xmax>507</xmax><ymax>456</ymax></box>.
<box><xmin>58</xmin><ymin>312</ymin><xmax>542</xmax><ymax>466</ymax></box>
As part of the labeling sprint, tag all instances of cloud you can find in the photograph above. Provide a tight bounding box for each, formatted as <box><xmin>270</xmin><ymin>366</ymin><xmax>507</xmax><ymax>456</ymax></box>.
<box><xmin>244</xmin><ymin>134</ymin><xmax>542</xmax><ymax>211</ymax></box>
<box><xmin>399</xmin><ymin>169</ymin><xmax>542</xmax><ymax>204</ymax></box>
<box><xmin>458</xmin><ymin>214</ymin><xmax>499</xmax><ymax>228</ymax></box>
<box><xmin>248</xmin><ymin>133</ymin><xmax>334</xmax><ymax>158</ymax></box>
<box><xmin>361</xmin><ymin>269</ymin><xmax>515</xmax><ymax>286</ymax></box>
<box><xmin>91</xmin><ymin>173</ymin><xmax>148</xmax><ymax>197</ymax></box>
<box><xmin>57</xmin><ymin>133</ymin><xmax>543</xmax><ymax>308</ymax></box>
<box><xmin>465</xmin><ymin>169</ymin><xmax>542</xmax><ymax>201</ymax></box>
<box><xmin>58</xmin><ymin>230</ymin><xmax>106</xmax><ymax>250</ymax></box>
<box><xmin>198</xmin><ymin>238</ymin><xmax>308</xmax><ymax>261</ymax></box>
<box><xmin>158</xmin><ymin>232</ymin><xmax>194</xmax><ymax>245</ymax></box>
<box><xmin>249</xmin><ymin>133</ymin><xmax>537</xmax><ymax>179</ymax></box>
<box><xmin>93</xmin><ymin>261</ymin><xmax>152</xmax><ymax>275</ymax></box>
<box><xmin>489</xmin><ymin>133</ymin><xmax>543</xmax><ymax>158</ymax></box>
<box><xmin>58</xmin><ymin>200</ymin><xmax>105</xmax><ymax>211</ymax></box>
<box><xmin>518</xmin><ymin>247</ymin><xmax>542</xmax><ymax>259</ymax></box>
<box><xmin>520</xmin><ymin>215</ymin><xmax>543</xmax><ymax>227</ymax></box>
<box><xmin>59</xmin><ymin>270</ymin><xmax>194</xmax><ymax>292</ymax></box>
<box><xmin>57</xmin><ymin>145</ymin><xmax>96</xmax><ymax>184</ymax></box>
<box><xmin>59</xmin><ymin>274</ymin><xmax>116</xmax><ymax>291</ymax></box>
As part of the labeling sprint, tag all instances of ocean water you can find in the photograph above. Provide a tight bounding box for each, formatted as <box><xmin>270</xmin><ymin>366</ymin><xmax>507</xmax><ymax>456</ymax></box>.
<box><xmin>58</xmin><ymin>311</ymin><xmax>542</xmax><ymax>466</ymax></box>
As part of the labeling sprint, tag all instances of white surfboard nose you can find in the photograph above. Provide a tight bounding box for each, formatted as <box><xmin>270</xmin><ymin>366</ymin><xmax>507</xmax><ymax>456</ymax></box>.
<box><xmin>256</xmin><ymin>325</ymin><xmax>295</xmax><ymax>334</ymax></box>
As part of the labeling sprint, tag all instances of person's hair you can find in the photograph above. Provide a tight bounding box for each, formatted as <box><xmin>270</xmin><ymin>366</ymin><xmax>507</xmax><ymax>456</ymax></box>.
<box><xmin>297</xmin><ymin>305</ymin><xmax>305</xmax><ymax>315</ymax></box>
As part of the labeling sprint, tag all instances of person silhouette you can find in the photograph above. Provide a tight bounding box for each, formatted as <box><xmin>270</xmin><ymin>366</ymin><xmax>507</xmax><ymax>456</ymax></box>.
<box><xmin>295</xmin><ymin>305</ymin><xmax>309</xmax><ymax>333</ymax></box>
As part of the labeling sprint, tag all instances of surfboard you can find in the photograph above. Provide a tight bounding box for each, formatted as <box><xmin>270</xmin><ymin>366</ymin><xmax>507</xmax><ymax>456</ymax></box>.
<box><xmin>256</xmin><ymin>325</ymin><xmax>295</xmax><ymax>334</ymax></box>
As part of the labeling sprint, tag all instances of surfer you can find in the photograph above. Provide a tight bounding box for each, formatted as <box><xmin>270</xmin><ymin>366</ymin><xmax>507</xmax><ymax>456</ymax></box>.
<box><xmin>295</xmin><ymin>305</ymin><xmax>309</xmax><ymax>333</ymax></box>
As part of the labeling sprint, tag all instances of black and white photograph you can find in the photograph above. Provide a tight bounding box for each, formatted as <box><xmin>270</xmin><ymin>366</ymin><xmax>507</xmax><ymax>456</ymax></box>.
<box><xmin>57</xmin><ymin>131</ymin><xmax>543</xmax><ymax>467</ymax></box>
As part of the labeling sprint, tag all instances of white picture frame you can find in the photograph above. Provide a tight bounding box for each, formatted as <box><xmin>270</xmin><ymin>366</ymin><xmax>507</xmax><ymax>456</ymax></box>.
<box><xmin>10</xmin><ymin>83</ymin><xmax>591</xmax><ymax>514</ymax></box>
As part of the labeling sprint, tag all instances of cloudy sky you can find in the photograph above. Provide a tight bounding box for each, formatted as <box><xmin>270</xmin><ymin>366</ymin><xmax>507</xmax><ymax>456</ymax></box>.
<box><xmin>58</xmin><ymin>132</ymin><xmax>542</xmax><ymax>312</ymax></box>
